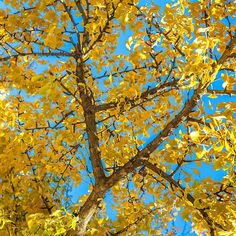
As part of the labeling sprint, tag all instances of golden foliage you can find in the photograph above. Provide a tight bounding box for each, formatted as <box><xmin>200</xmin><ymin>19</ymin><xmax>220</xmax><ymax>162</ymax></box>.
<box><xmin>0</xmin><ymin>0</ymin><xmax>236</xmax><ymax>235</ymax></box>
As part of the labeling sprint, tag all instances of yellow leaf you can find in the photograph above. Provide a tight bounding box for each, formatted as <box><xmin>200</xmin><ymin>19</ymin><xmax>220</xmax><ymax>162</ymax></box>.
<box><xmin>90</xmin><ymin>228</ymin><xmax>98</xmax><ymax>235</ymax></box>
<box><xmin>97</xmin><ymin>218</ymin><xmax>104</xmax><ymax>226</ymax></box>
<box><xmin>126</xmin><ymin>36</ymin><xmax>133</xmax><ymax>51</ymax></box>
<box><xmin>190</xmin><ymin>131</ymin><xmax>199</xmax><ymax>140</ymax></box>
<box><xmin>208</xmin><ymin>94</ymin><xmax>218</xmax><ymax>99</ymax></box>
<box><xmin>193</xmin><ymin>168</ymin><xmax>200</xmax><ymax>175</ymax></box>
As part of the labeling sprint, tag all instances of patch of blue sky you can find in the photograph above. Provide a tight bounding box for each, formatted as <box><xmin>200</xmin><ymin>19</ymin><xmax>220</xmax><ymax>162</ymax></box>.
<box><xmin>172</xmin><ymin>215</ymin><xmax>197</xmax><ymax>236</ymax></box>
<box><xmin>70</xmin><ymin>173</ymin><xmax>92</xmax><ymax>202</ymax></box>
<box><xmin>0</xmin><ymin>0</ymin><xmax>6</xmax><ymax>9</ymax></box>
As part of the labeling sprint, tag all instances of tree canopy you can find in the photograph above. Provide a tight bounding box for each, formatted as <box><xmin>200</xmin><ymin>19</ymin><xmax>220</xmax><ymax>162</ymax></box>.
<box><xmin>0</xmin><ymin>0</ymin><xmax>236</xmax><ymax>235</ymax></box>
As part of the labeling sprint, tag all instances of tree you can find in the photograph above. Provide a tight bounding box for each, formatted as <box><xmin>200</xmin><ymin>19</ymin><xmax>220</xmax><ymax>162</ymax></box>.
<box><xmin>0</xmin><ymin>0</ymin><xmax>236</xmax><ymax>235</ymax></box>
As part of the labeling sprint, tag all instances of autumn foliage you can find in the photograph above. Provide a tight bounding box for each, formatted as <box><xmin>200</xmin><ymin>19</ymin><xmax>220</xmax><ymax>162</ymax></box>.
<box><xmin>0</xmin><ymin>0</ymin><xmax>236</xmax><ymax>235</ymax></box>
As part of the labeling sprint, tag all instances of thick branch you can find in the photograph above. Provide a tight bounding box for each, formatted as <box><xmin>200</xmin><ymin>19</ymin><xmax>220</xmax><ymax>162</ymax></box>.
<box><xmin>66</xmin><ymin>186</ymin><xmax>107</xmax><ymax>236</ymax></box>
<box><xmin>95</xmin><ymin>80</ymin><xmax>178</xmax><ymax>112</ymax></box>
<box><xmin>142</xmin><ymin>160</ymin><xmax>225</xmax><ymax>235</ymax></box>
<box><xmin>207</xmin><ymin>89</ymin><xmax>236</xmax><ymax>96</ymax></box>
<box><xmin>106</xmin><ymin>88</ymin><xmax>200</xmax><ymax>188</ymax></box>
<box><xmin>80</xmin><ymin>92</ymin><xmax>106</xmax><ymax>182</ymax></box>
<box><xmin>75</xmin><ymin>63</ymin><xmax>106</xmax><ymax>183</ymax></box>
<box><xmin>217</xmin><ymin>34</ymin><xmax>236</xmax><ymax>65</ymax></box>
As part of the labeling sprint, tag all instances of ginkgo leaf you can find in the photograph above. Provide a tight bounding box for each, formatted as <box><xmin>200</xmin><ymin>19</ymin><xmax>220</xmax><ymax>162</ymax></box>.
<box><xmin>198</xmin><ymin>27</ymin><xmax>210</xmax><ymax>33</ymax></box>
<box><xmin>126</xmin><ymin>36</ymin><xmax>133</xmax><ymax>50</ymax></box>
<box><xmin>190</xmin><ymin>131</ymin><xmax>199</xmax><ymax>140</ymax></box>
<box><xmin>208</xmin><ymin>94</ymin><xmax>218</xmax><ymax>98</ymax></box>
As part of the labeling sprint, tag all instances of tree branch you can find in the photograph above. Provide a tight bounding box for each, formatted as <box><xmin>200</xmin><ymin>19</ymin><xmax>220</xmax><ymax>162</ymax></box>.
<box><xmin>106</xmin><ymin>88</ymin><xmax>200</xmax><ymax>188</ymax></box>
<box><xmin>217</xmin><ymin>34</ymin><xmax>236</xmax><ymax>65</ymax></box>
<box><xmin>111</xmin><ymin>207</ymin><xmax>157</xmax><ymax>235</ymax></box>
<box><xmin>75</xmin><ymin>64</ymin><xmax>106</xmax><ymax>184</ymax></box>
<box><xmin>0</xmin><ymin>51</ymin><xmax>74</xmax><ymax>62</ymax></box>
<box><xmin>142</xmin><ymin>160</ymin><xmax>226</xmax><ymax>235</ymax></box>
<box><xmin>95</xmin><ymin>80</ymin><xmax>178</xmax><ymax>112</ymax></box>
<box><xmin>84</xmin><ymin>1</ymin><xmax>120</xmax><ymax>55</ymax></box>
<box><xmin>207</xmin><ymin>89</ymin><xmax>236</xmax><ymax>96</ymax></box>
